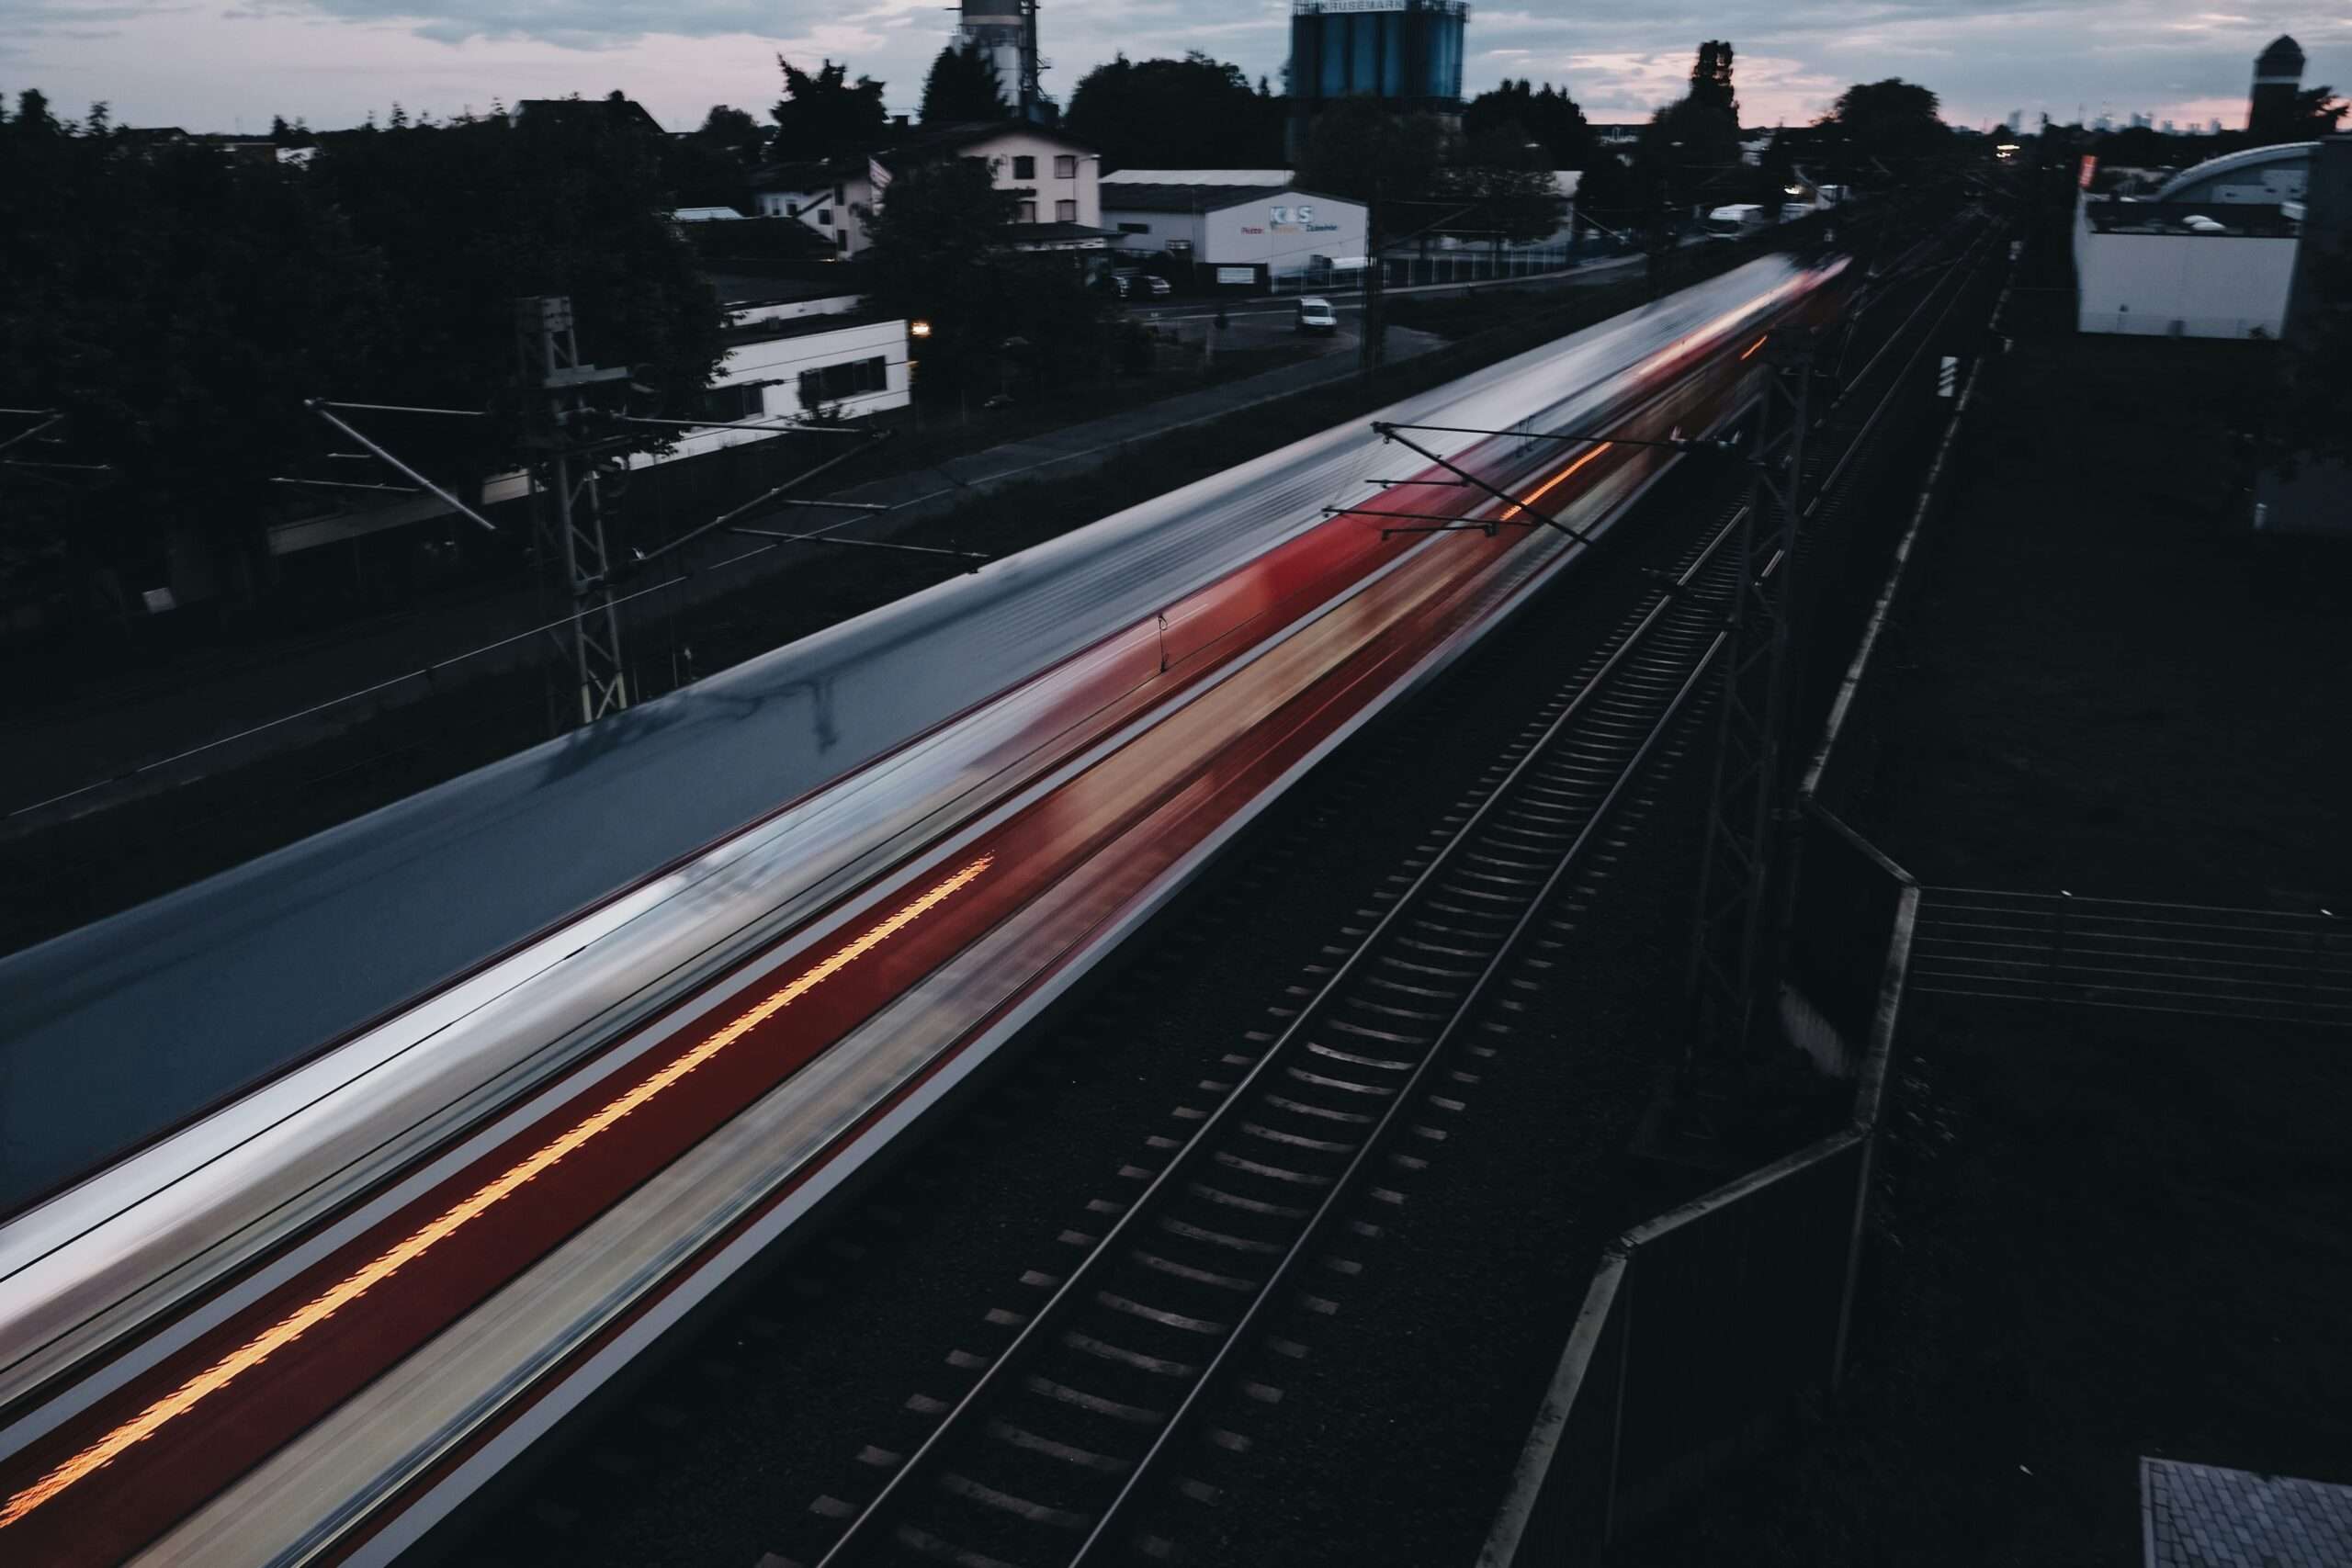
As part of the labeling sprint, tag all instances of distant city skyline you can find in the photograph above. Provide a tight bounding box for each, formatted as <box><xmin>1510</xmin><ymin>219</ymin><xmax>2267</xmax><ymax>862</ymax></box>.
<box><xmin>2</xmin><ymin>0</ymin><xmax>2343</xmax><ymax>139</ymax></box>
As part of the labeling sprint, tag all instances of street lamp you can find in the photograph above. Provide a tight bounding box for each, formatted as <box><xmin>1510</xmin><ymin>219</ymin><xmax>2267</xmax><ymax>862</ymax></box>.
<box><xmin>910</xmin><ymin>319</ymin><xmax>933</xmax><ymax>339</ymax></box>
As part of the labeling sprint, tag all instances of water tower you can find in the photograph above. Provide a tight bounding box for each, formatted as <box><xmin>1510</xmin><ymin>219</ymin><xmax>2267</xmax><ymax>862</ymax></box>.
<box><xmin>2248</xmin><ymin>34</ymin><xmax>2304</xmax><ymax>140</ymax></box>
<box><xmin>958</xmin><ymin>0</ymin><xmax>1049</xmax><ymax>122</ymax></box>
<box><xmin>1285</xmin><ymin>0</ymin><xmax>1470</xmax><ymax>157</ymax></box>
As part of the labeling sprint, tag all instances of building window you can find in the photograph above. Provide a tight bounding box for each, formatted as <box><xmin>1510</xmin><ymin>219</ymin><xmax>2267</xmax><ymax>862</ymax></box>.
<box><xmin>836</xmin><ymin>231</ymin><xmax>849</xmax><ymax>251</ymax></box>
<box><xmin>1012</xmin><ymin>154</ymin><xmax>1035</xmax><ymax>180</ymax></box>
<box><xmin>1017</xmin><ymin>199</ymin><xmax>1038</xmax><ymax>223</ymax></box>
<box><xmin>834</xmin><ymin>183</ymin><xmax>845</xmax><ymax>204</ymax></box>
<box><xmin>797</xmin><ymin>355</ymin><xmax>888</xmax><ymax>409</ymax></box>
<box><xmin>690</xmin><ymin>382</ymin><xmax>766</xmax><ymax>424</ymax></box>
<box><xmin>1054</xmin><ymin>154</ymin><xmax>1077</xmax><ymax>179</ymax></box>
<box><xmin>1118</xmin><ymin>221</ymin><xmax>1151</xmax><ymax>234</ymax></box>
<box><xmin>817</xmin><ymin>209</ymin><xmax>831</xmax><ymax>226</ymax></box>
<box><xmin>1056</xmin><ymin>199</ymin><xmax>1078</xmax><ymax>222</ymax></box>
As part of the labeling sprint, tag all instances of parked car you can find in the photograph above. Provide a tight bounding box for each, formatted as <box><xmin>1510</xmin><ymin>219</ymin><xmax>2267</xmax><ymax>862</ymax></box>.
<box><xmin>1295</xmin><ymin>297</ymin><xmax>1339</xmax><ymax>336</ymax></box>
<box><xmin>1115</xmin><ymin>270</ymin><xmax>1172</xmax><ymax>298</ymax></box>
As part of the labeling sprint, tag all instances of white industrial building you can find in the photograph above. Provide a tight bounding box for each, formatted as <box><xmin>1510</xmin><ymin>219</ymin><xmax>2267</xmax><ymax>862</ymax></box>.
<box><xmin>1099</xmin><ymin>180</ymin><xmax>1370</xmax><ymax>288</ymax></box>
<box><xmin>2075</xmin><ymin>143</ymin><xmax>2314</xmax><ymax>338</ymax></box>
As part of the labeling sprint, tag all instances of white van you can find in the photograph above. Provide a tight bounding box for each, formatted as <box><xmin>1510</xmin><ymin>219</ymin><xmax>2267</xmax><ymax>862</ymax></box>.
<box><xmin>1295</xmin><ymin>298</ymin><xmax>1339</xmax><ymax>335</ymax></box>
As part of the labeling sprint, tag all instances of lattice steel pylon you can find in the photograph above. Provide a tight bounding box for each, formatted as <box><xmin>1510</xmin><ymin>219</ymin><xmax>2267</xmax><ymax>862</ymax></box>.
<box><xmin>515</xmin><ymin>295</ymin><xmax>633</xmax><ymax>728</ymax></box>
<box><xmin>1685</xmin><ymin>335</ymin><xmax>1816</xmax><ymax>1065</ymax></box>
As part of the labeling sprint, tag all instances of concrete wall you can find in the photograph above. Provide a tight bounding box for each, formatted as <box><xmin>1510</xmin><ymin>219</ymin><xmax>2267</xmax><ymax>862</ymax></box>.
<box><xmin>2076</xmin><ymin>204</ymin><xmax>2297</xmax><ymax>338</ymax></box>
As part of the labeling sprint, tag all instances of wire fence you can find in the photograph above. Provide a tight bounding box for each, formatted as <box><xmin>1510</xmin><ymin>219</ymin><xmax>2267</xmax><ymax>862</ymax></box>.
<box><xmin>1909</xmin><ymin>888</ymin><xmax>2352</xmax><ymax>1026</ymax></box>
<box><xmin>1264</xmin><ymin>238</ymin><xmax>1621</xmax><ymax>295</ymax></box>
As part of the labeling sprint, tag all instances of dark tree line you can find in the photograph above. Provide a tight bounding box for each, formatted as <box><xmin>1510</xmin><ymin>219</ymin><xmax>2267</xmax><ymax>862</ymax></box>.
<box><xmin>0</xmin><ymin>90</ymin><xmax>722</xmax><ymax>598</ymax></box>
<box><xmin>1066</xmin><ymin>53</ymin><xmax>1284</xmax><ymax>172</ymax></box>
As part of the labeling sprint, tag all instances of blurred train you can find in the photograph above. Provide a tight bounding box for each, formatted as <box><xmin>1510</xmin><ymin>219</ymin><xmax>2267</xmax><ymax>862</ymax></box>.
<box><xmin>0</xmin><ymin>253</ymin><xmax>1851</xmax><ymax>1567</ymax></box>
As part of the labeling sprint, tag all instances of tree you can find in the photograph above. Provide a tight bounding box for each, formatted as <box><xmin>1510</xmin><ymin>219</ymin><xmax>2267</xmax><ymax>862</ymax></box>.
<box><xmin>2284</xmin><ymin>85</ymin><xmax>2347</xmax><ymax>141</ymax></box>
<box><xmin>860</xmin><ymin>156</ymin><xmax>1105</xmax><ymax>402</ymax></box>
<box><xmin>0</xmin><ymin>107</ymin><xmax>398</xmax><ymax>589</ymax></box>
<box><xmin>1689</xmin><ymin>40</ymin><xmax>1737</xmax><ymax>120</ymax></box>
<box><xmin>671</xmin><ymin>104</ymin><xmax>765</xmax><ymax>209</ymax></box>
<box><xmin>1065</xmin><ymin>52</ymin><xmax>1284</xmax><ymax>172</ymax></box>
<box><xmin>1464</xmin><ymin>79</ymin><xmax>1593</xmax><ymax>169</ymax></box>
<box><xmin>860</xmin><ymin>156</ymin><xmax>1020</xmax><ymax>399</ymax></box>
<box><xmin>771</xmin><ymin>57</ymin><xmax>888</xmax><ymax>158</ymax></box>
<box><xmin>693</xmin><ymin>104</ymin><xmax>765</xmax><ymax>161</ymax></box>
<box><xmin>1821</xmin><ymin>78</ymin><xmax>1948</xmax><ymax>181</ymax></box>
<box><xmin>921</xmin><ymin>41</ymin><xmax>1007</xmax><ymax>125</ymax></box>
<box><xmin>1442</xmin><ymin>127</ymin><xmax>1569</xmax><ymax>262</ymax></box>
<box><xmin>1295</xmin><ymin>100</ymin><xmax>1446</xmax><ymax>209</ymax></box>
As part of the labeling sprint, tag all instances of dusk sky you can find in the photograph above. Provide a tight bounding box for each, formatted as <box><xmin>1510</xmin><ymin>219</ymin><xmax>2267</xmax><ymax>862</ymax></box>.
<box><xmin>3</xmin><ymin>0</ymin><xmax>2345</xmax><ymax>138</ymax></box>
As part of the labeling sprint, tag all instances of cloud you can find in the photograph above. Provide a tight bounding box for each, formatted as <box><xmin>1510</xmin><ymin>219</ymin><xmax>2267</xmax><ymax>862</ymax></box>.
<box><xmin>0</xmin><ymin>0</ymin><xmax>2343</xmax><ymax>139</ymax></box>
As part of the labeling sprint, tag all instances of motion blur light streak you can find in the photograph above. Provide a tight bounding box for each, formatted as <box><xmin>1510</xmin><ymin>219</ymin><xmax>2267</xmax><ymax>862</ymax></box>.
<box><xmin>0</xmin><ymin>853</ymin><xmax>995</xmax><ymax>1534</ymax></box>
<box><xmin>1741</xmin><ymin>333</ymin><xmax>1770</xmax><ymax>360</ymax></box>
<box><xmin>1516</xmin><ymin>442</ymin><xmax>1615</xmax><ymax>514</ymax></box>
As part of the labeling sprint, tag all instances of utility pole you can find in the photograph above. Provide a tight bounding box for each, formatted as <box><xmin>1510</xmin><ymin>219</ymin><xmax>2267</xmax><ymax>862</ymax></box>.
<box><xmin>1685</xmin><ymin>336</ymin><xmax>1816</xmax><ymax>1067</ymax></box>
<box><xmin>1359</xmin><ymin>179</ymin><xmax>1386</xmax><ymax>379</ymax></box>
<box><xmin>515</xmin><ymin>295</ymin><xmax>633</xmax><ymax>728</ymax></box>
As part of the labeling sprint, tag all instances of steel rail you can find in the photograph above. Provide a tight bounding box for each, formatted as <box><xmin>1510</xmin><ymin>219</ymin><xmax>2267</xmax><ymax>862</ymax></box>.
<box><xmin>813</xmin><ymin>491</ymin><xmax>1756</xmax><ymax>1568</ymax></box>
<box><xmin>812</xmin><ymin>232</ymin><xmax>1996</xmax><ymax>1568</ymax></box>
<box><xmin>1068</xmin><ymin>629</ymin><xmax>1729</xmax><ymax>1566</ymax></box>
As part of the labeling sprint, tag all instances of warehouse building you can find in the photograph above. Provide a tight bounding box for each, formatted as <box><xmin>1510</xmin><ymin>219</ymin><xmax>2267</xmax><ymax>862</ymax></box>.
<box><xmin>1100</xmin><ymin>181</ymin><xmax>1369</xmax><ymax>289</ymax></box>
<box><xmin>2075</xmin><ymin>142</ymin><xmax>2317</xmax><ymax>339</ymax></box>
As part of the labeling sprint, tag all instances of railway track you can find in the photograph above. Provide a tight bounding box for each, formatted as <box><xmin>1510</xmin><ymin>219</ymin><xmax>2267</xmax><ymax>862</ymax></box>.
<box><xmin>782</xmin><ymin>222</ymin><xmax>2002</xmax><ymax>1568</ymax></box>
<box><xmin>793</xmin><ymin>500</ymin><xmax>1752</xmax><ymax>1568</ymax></box>
<box><xmin>430</xmin><ymin>220</ymin><xmax>1996</xmax><ymax>1568</ymax></box>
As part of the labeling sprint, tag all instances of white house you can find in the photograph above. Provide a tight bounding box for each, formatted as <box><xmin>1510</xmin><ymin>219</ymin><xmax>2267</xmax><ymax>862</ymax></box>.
<box><xmin>752</xmin><ymin>122</ymin><xmax>1110</xmax><ymax>259</ymax></box>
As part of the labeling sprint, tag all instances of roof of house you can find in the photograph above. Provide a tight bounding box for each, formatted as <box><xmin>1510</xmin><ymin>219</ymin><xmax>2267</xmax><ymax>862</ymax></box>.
<box><xmin>1001</xmin><ymin>220</ymin><xmax>1120</xmax><ymax>248</ymax></box>
<box><xmin>751</xmin><ymin>158</ymin><xmax>844</xmax><ymax>192</ymax></box>
<box><xmin>721</xmin><ymin>310</ymin><xmax>895</xmax><ymax>347</ymax></box>
<box><xmin>873</xmin><ymin>119</ymin><xmax>1098</xmax><ymax>172</ymax></box>
<box><xmin>1099</xmin><ymin>182</ymin><xmax>1294</xmax><ymax>213</ymax></box>
<box><xmin>514</xmin><ymin>96</ymin><xmax>665</xmax><ymax>135</ymax></box>
<box><xmin>699</xmin><ymin>262</ymin><xmax>869</xmax><ymax>307</ymax></box>
<box><xmin>1101</xmin><ymin>168</ymin><xmax>1293</xmax><ymax>186</ymax></box>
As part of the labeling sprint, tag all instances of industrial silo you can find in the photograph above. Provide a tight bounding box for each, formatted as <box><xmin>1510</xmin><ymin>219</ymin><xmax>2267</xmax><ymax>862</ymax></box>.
<box><xmin>1285</xmin><ymin>0</ymin><xmax>1469</xmax><ymax>159</ymax></box>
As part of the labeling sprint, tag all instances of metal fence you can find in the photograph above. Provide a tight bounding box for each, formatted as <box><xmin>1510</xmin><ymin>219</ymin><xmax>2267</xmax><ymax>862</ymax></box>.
<box><xmin>1263</xmin><ymin>238</ymin><xmax>1629</xmax><ymax>297</ymax></box>
<box><xmin>1477</xmin><ymin>813</ymin><xmax>1914</xmax><ymax>1565</ymax></box>
<box><xmin>1478</xmin><ymin>228</ymin><xmax>2008</xmax><ymax>1568</ymax></box>
<box><xmin>1911</xmin><ymin>887</ymin><xmax>2352</xmax><ymax>1026</ymax></box>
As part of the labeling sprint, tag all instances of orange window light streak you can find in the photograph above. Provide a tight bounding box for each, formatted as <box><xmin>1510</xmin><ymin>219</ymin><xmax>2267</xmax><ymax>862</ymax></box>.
<box><xmin>0</xmin><ymin>853</ymin><xmax>997</xmax><ymax>1534</ymax></box>
<box><xmin>1510</xmin><ymin>441</ymin><xmax>1614</xmax><ymax>517</ymax></box>
<box><xmin>1740</xmin><ymin>333</ymin><xmax>1770</xmax><ymax>360</ymax></box>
